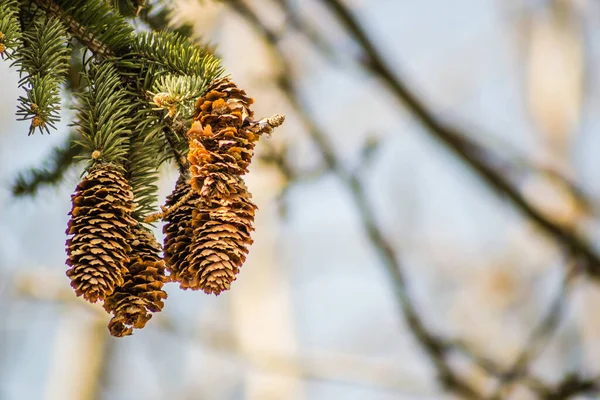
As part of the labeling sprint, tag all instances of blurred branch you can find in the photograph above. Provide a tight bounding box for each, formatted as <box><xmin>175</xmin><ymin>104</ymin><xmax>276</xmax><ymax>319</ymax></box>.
<box><xmin>445</xmin><ymin>256</ymin><xmax>579</xmax><ymax>398</ymax></box>
<box><xmin>318</xmin><ymin>0</ymin><xmax>600</xmax><ymax>278</ymax></box>
<box><xmin>226</xmin><ymin>1</ymin><xmax>486</xmax><ymax>398</ymax></box>
<box><xmin>271</xmin><ymin>0</ymin><xmax>337</xmax><ymax>62</ymax></box>
<box><xmin>539</xmin><ymin>374</ymin><xmax>600</xmax><ymax>399</ymax></box>
<box><xmin>489</xmin><ymin>259</ymin><xmax>579</xmax><ymax>398</ymax></box>
<box><xmin>222</xmin><ymin>1</ymin><xmax>600</xmax><ymax>398</ymax></box>
<box><xmin>13</xmin><ymin>272</ymin><xmax>435</xmax><ymax>397</ymax></box>
<box><xmin>11</xmin><ymin>131</ymin><xmax>83</xmax><ymax>196</ymax></box>
<box><xmin>257</xmin><ymin>141</ymin><xmax>328</xmax><ymax>216</ymax></box>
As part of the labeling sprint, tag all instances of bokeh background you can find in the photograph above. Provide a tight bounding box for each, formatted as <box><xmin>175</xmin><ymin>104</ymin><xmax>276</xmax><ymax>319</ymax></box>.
<box><xmin>2</xmin><ymin>0</ymin><xmax>600</xmax><ymax>398</ymax></box>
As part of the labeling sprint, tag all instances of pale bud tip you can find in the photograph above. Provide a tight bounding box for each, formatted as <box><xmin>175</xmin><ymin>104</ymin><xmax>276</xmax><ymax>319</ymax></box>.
<box><xmin>268</xmin><ymin>114</ymin><xmax>285</xmax><ymax>128</ymax></box>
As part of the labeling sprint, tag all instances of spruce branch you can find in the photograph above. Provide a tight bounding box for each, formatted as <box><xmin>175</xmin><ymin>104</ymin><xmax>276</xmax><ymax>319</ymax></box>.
<box><xmin>162</xmin><ymin>125</ymin><xmax>189</xmax><ymax>173</ymax></box>
<box><xmin>126</xmin><ymin>31</ymin><xmax>223</xmax><ymax>78</ymax></box>
<box><xmin>14</xmin><ymin>14</ymin><xmax>69</xmax><ymax>84</ymax></box>
<box><xmin>126</xmin><ymin>126</ymin><xmax>161</xmax><ymax>221</ymax></box>
<box><xmin>14</xmin><ymin>14</ymin><xmax>70</xmax><ymax>134</ymax></box>
<box><xmin>134</xmin><ymin>95</ymin><xmax>191</xmax><ymax>172</ymax></box>
<box><xmin>16</xmin><ymin>78</ymin><xmax>62</xmax><ymax>134</ymax></box>
<box><xmin>12</xmin><ymin>131</ymin><xmax>83</xmax><ymax>196</ymax></box>
<box><xmin>35</xmin><ymin>0</ymin><xmax>133</xmax><ymax>59</ymax></box>
<box><xmin>150</xmin><ymin>74</ymin><xmax>210</xmax><ymax>120</ymax></box>
<box><xmin>0</xmin><ymin>0</ymin><xmax>22</xmax><ymax>58</ymax></box>
<box><xmin>72</xmin><ymin>61</ymin><xmax>132</xmax><ymax>168</ymax></box>
<box><xmin>17</xmin><ymin>0</ymin><xmax>223</xmax><ymax>189</ymax></box>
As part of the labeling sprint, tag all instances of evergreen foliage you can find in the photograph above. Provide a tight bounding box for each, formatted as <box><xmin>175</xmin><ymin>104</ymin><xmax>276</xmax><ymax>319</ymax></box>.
<box><xmin>1</xmin><ymin>0</ymin><xmax>223</xmax><ymax>222</ymax></box>
<box><xmin>0</xmin><ymin>0</ymin><xmax>21</xmax><ymax>58</ymax></box>
<box><xmin>12</xmin><ymin>131</ymin><xmax>82</xmax><ymax>196</ymax></box>
<box><xmin>14</xmin><ymin>15</ymin><xmax>70</xmax><ymax>134</ymax></box>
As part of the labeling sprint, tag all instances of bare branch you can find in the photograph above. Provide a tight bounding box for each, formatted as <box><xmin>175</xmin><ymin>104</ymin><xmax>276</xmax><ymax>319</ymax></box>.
<box><xmin>320</xmin><ymin>0</ymin><xmax>600</xmax><ymax>278</ymax></box>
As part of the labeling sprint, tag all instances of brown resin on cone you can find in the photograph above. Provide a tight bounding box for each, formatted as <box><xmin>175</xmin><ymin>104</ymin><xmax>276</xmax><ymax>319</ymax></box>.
<box><xmin>103</xmin><ymin>225</ymin><xmax>168</xmax><ymax>337</ymax></box>
<box><xmin>183</xmin><ymin>77</ymin><xmax>272</xmax><ymax>295</ymax></box>
<box><xmin>65</xmin><ymin>164</ymin><xmax>137</xmax><ymax>303</ymax></box>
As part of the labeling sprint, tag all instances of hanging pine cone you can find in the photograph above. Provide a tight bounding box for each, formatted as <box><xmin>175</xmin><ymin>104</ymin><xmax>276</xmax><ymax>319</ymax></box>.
<box><xmin>65</xmin><ymin>164</ymin><xmax>137</xmax><ymax>303</ymax></box>
<box><xmin>181</xmin><ymin>77</ymin><xmax>283</xmax><ymax>295</ymax></box>
<box><xmin>180</xmin><ymin>176</ymin><xmax>256</xmax><ymax>294</ymax></box>
<box><xmin>103</xmin><ymin>225</ymin><xmax>168</xmax><ymax>337</ymax></box>
<box><xmin>162</xmin><ymin>174</ymin><xmax>200</xmax><ymax>282</ymax></box>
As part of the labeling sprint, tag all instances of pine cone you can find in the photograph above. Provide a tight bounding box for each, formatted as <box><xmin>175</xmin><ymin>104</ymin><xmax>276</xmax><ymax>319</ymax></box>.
<box><xmin>103</xmin><ymin>225</ymin><xmax>168</xmax><ymax>337</ymax></box>
<box><xmin>180</xmin><ymin>176</ymin><xmax>256</xmax><ymax>295</ymax></box>
<box><xmin>65</xmin><ymin>164</ymin><xmax>137</xmax><ymax>303</ymax></box>
<box><xmin>183</xmin><ymin>77</ymin><xmax>283</xmax><ymax>295</ymax></box>
<box><xmin>162</xmin><ymin>174</ymin><xmax>200</xmax><ymax>282</ymax></box>
<box><xmin>182</xmin><ymin>78</ymin><xmax>260</xmax><ymax>295</ymax></box>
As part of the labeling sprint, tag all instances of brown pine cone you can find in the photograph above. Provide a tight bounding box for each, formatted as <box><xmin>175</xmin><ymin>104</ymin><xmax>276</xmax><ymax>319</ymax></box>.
<box><xmin>183</xmin><ymin>77</ymin><xmax>283</xmax><ymax>295</ymax></box>
<box><xmin>180</xmin><ymin>176</ymin><xmax>256</xmax><ymax>295</ymax></box>
<box><xmin>162</xmin><ymin>174</ymin><xmax>199</xmax><ymax>282</ymax></box>
<box><xmin>65</xmin><ymin>164</ymin><xmax>137</xmax><ymax>303</ymax></box>
<box><xmin>103</xmin><ymin>225</ymin><xmax>168</xmax><ymax>337</ymax></box>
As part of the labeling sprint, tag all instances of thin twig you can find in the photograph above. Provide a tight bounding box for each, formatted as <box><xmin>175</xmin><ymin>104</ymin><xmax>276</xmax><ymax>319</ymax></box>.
<box><xmin>271</xmin><ymin>0</ymin><xmax>338</xmax><ymax>62</ymax></box>
<box><xmin>144</xmin><ymin>186</ymin><xmax>194</xmax><ymax>223</ymax></box>
<box><xmin>488</xmin><ymin>258</ymin><xmax>580</xmax><ymax>398</ymax></box>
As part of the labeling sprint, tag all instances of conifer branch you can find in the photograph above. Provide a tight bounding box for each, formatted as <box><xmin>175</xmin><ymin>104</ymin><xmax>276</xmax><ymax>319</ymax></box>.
<box><xmin>14</xmin><ymin>14</ymin><xmax>70</xmax><ymax>134</ymax></box>
<box><xmin>73</xmin><ymin>61</ymin><xmax>132</xmax><ymax>168</ymax></box>
<box><xmin>12</xmin><ymin>131</ymin><xmax>83</xmax><ymax>196</ymax></box>
<box><xmin>0</xmin><ymin>0</ymin><xmax>22</xmax><ymax>58</ymax></box>
<box><xmin>126</xmin><ymin>129</ymin><xmax>161</xmax><ymax>221</ymax></box>
<box><xmin>127</xmin><ymin>31</ymin><xmax>223</xmax><ymax>78</ymax></box>
<box><xmin>162</xmin><ymin>125</ymin><xmax>189</xmax><ymax>173</ymax></box>
<box><xmin>3</xmin><ymin>0</ymin><xmax>279</xmax><ymax>338</ymax></box>
<box><xmin>36</xmin><ymin>0</ymin><xmax>116</xmax><ymax>58</ymax></box>
<box><xmin>35</xmin><ymin>0</ymin><xmax>133</xmax><ymax>58</ymax></box>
